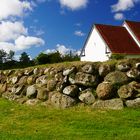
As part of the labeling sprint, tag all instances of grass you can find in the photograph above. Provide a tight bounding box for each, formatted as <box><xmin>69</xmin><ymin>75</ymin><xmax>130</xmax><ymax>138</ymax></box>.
<box><xmin>1</xmin><ymin>99</ymin><xmax>140</xmax><ymax>140</ymax></box>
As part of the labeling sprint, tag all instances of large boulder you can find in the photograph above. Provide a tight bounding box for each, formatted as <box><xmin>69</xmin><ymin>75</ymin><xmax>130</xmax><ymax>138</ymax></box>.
<box><xmin>24</xmin><ymin>69</ymin><xmax>33</xmax><ymax>76</ymax></box>
<box><xmin>129</xmin><ymin>81</ymin><xmax>140</xmax><ymax>97</ymax></box>
<box><xmin>63</xmin><ymin>67</ymin><xmax>76</xmax><ymax>76</ymax></box>
<box><xmin>104</xmin><ymin>71</ymin><xmax>129</xmax><ymax>85</ymax></box>
<box><xmin>126</xmin><ymin>68</ymin><xmax>140</xmax><ymax>79</ymax></box>
<box><xmin>18</xmin><ymin>76</ymin><xmax>28</xmax><ymax>85</ymax></box>
<box><xmin>56</xmin><ymin>79</ymin><xmax>68</xmax><ymax>92</ymax></box>
<box><xmin>33</xmin><ymin>68</ymin><xmax>40</xmax><ymax>75</ymax></box>
<box><xmin>63</xmin><ymin>85</ymin><xmax>79</xmax><ymax>97</ymax></box>
<box><xmin>118</xmin><ymin>81</ymin><xmax>140</xmax><ymax>99</ymax></box>
<box><xmin>116</xmin><ymin>62</ymin><xmax>131</xmax><ymax>72</ymax></box>
<box><xmin>37</xmin><ymin>88</ymin><xmax>48</xmax><ymax>101</ymax></box>
<box><xmin>55</xmin><ymin>72</ymin><xmax>64</xmax><ymax>82</ymax></box>
<box><xmin>12</xmin><ymin>84</ymin><xmax>25</xmax><ymax>95</ymax></box>
<box><xmin>126</xmin><ymin>98</ymin><xmax>140</xmax><ymax>108</ymax></box>
<box><xmin>96</xmin><ymin>82</ymin><xmax>114</xmax><ymax>100</ymax></box>
<box><xmin>26</xmin><ymin>85</ymin><xmax>37</xmax><ymax>99</ymax></box>
<box><xmin>79</xmin><ymin>89</ymin><xmax>95</xmax><ymax>105</ymax></box>
<box><xmin>27</xmin><ymin>76</ymin><xmax>37</xmax><ymax>85</ymax></box>
<box><xmin>50</xmin><ymin>92</ymin><xmax>77</xmax><ymax>109</ymax></box>
<box><xmin>81</xmin><ymin>64</ymin><xmax>95</xmax><ymax>74</ymax></box>
<box><xmin>99</xmin><ymin>64</ymin><xmax>114</xmax><ymax>77</ymax></box>
<box><xmin>11</xmin><ymin>76</ymin><xmax>20</xmax><ymax>84</ymax></box>
<box><xmin>47</xmin><ymin>79</ymin><xmax>57</xmax><ymax>91</ymax></box>
<box><xmin>0</xmin><ymin>83</ymin><xmax>7</xmax><ymax>96</ymax></box>
<box><xmin>36</xmin><ymin>75</ymin><xmax>48</xmax><ymax>85</ymax></box>
<box><xmin>75</xmin><ymin>72</ymin><xmax>98</xmax><ymax>87</ymax></box>
<box><xmin>92</xmin><ymin>98</ymin><xmax>124</xmax><ymax>110</ymax></box>
<box><xmin>118</xmin><ymin>85</ymin><xmax>134</xmax><ymax>99</ymax></box>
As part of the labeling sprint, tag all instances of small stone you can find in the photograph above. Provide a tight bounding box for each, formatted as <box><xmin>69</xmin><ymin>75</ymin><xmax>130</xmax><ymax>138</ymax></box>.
<box><xmin>25</xmin><ymin>99</ymin><xmax>40</xmax><ymax>106</ymax></box>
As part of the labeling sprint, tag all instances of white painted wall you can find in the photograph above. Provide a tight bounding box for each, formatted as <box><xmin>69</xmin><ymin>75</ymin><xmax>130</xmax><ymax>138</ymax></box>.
<box><xmin>80</xmin><ymin>26</ymin><xmax>111</xmax><ymax>62</ymax></box>
<box><xmin>123</xmin><ymin>23</ymin><xmax>140</xmax><ymax>47</ymax></box>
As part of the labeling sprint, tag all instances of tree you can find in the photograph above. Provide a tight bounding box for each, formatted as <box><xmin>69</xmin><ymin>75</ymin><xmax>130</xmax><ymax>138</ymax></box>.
<box><xmin>19</xmin><ymin>52</ymin><xmax>30</xmax><ymax>63</ymax></box>
<box><xmin>7</xmin><ymin>50</ymin><xmax>15</xmax><ymax>61</ymax></box>
<box><xmin>0</xmin><ymin>49</ymin><xmax>7</xmax><ymax>63</ymax></box>
<box><xmin>48</xmin><ymin>51</ymin><xmax>62</xmax><ymax>63</ymax></box>
<box><xmin>35</xmin><ymin>52</ymin><xmax>49</xmax><ymax>65</ymax></box>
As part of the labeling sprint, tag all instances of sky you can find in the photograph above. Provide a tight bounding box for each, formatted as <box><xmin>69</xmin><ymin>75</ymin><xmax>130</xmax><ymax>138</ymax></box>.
<box><xmin>0</xmin><ymin>0</ymin><xmax>140</xmax><ymax>60</ymax></box>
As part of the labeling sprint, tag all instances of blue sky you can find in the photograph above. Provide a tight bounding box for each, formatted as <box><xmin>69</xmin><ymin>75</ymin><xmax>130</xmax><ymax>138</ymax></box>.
<box><xmin>0</xmin><ymin>0</ymin><xmax>140</xmax><ymax>59</ymax></box>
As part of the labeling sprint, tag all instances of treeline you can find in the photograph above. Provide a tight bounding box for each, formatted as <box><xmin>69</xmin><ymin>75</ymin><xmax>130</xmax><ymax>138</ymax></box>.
<box><xmin>0</xmin><ymin>50</ymin><xmax>80</xmax><ymax>70</ymax></box>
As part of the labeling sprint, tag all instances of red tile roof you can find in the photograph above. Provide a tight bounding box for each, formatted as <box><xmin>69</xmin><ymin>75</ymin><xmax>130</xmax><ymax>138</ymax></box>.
<box><xmin>125</xmin><ymin>20</ymin><xmax>140</xmax><ymax>42</ymax></box>
<box><xmin>95</xmin><ymin>24</ymin><xmax>140</xmax><ymax>54</ymax></box>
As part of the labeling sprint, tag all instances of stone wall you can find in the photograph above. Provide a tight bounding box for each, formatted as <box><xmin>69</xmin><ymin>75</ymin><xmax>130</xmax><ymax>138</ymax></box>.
<box><xmin>1</xmin><ymin>59</ymin><xmax>140</xmax><ymax>110</ymax></box>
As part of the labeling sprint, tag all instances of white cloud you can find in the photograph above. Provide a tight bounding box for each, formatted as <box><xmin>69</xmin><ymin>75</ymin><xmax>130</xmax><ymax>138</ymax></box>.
<box><xmin>15</xmin><ymin>35</ymin><xmax>45</xmax><ymax>50</ymax></box>
<box><xmin>111</xmin><ymin>0</ymin><xmax>140</xmax><ymax>12</ymax></box>
<box><xmin>74</xmin><ymin>30</ymin><xmax>85</xmax><ymax>37</ymax></box>
<box><xmin>0</xmin><ymin>21</ymin><xmax>27</xmax><ymax>42</ymax></box>
<box><xmin>0</xmin><ymin>0</ymin><xmax>32</xmax><ymax>20</ymax></box>
<box><xmin>0</xmin><ymin>35</ymin><xmax>45</xmax><ymax>53</ymax></box>
<box><xmin>45</xmin><ymin>44</ymin><xmax>80</xmax><ymax>56</ymax></box>
<box><xmin>56</xmin><ymin>44</ymin><xmax>71</xmax><ymax>55</ymax></box>
<box><xmin>59</xmin><ymin>0</ymin><xmax>88</xmax><ymax>10</ymax></box>
<box><xmin>114</xmin><ymin>13</ymin><xmax>125</xmax><ymax>20</ymax></box>
<box><xmin>0</xmin><ymin>42</ymin><xmax>15</xmax><ymax>52</ymax></box>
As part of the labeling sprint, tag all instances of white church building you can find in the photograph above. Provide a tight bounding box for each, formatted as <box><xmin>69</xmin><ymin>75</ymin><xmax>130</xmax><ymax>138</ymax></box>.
<box><xmin>80</xmin><ymin>20</ymin><xmax>140</xmax><ymax>62</ymax></box>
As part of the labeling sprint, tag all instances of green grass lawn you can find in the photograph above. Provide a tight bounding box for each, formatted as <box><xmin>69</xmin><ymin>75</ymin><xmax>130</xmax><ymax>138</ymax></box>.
<box><xmin>0</xmin><ymin>99</ymin><xmax>140</xmax><ymax>140</ymax></box>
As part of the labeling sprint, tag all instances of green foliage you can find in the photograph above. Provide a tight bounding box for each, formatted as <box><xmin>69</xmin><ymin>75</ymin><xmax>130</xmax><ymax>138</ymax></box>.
<box><xmin>19</xmin><ymin>52</ymin><xmax>30</xmax><ymax>63</ymax></box>
<box><xmin>0</xmin><ymin>48</ymin><xmax>80</xmax><ymax>69</ymax></box>
<box><xmin>35</xmin><ymin>51</ymin><xmax>80</xmax><ymax>65</ymax></box>
<box><xmin>35</xmin><ymin>52</ymin><xmax>49</xmax><ymax>65</ymax></box>
<box><xmin>7</xmin><ymin>50</ymin><xmax>15</xmax><ymax>61</ymax></box>
<box><xmin>0</xmin><ymin>49</ymin><xmax>7</xmax><ymax>63</ymax></box>
<box><xmin>110</xmin><ymin>54</ymin><xmax>126</xmax><ymax>60</ymax></box>
<box><xmin>1</xmin><ymin>99</ymin><xmax>140</xmax><ymax>140</ymax></box>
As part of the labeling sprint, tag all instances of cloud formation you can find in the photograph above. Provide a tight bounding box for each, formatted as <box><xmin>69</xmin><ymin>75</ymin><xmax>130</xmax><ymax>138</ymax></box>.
<box><xmin>0</xmin><ymin>0</ymin><xmax>45</xmax><ymax>53</ymax></box>
<box><xmin>0</xmin><ymin>36</ymin><xmax>44</xmax><ymax>52</ymax></box>
<box><xmin>45</xmin><ymin>44</ymin><xmax>80</xmax><ymax>56</ymax></box>
<box><xmin>74</xmin><ymin>30</ymin><xmax>85</xmax><ymax>37</ymax></box>
<box><xmin>0</xmin><ymin>0</ymin><xmax>32</xmax><ymax>20</ymax></box>
<box><xmin>114</xmin><ymin>13</ymin><xmax>125</xmax><ymax>20</ymax></box>
<box><xmin>111</xmin><ymin>0</ymin><xmax>140</xmax><ymax>12</ymax></box>
<box><xmin>59</xmin><ymin>0</ymin><xmax>88</xmax><ymax>10</ymax></box>
<box><xmin>0</xmin><ymin>21</ymin><xmax>27</xmax><ymax>42</ymax></box>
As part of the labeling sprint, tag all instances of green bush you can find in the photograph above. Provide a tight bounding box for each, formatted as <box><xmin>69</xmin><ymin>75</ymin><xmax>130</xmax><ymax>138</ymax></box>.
<box><xmin>110</xmin><ymin>54</ymin><xmax>126</xmax><ymax>60</ymax></box>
